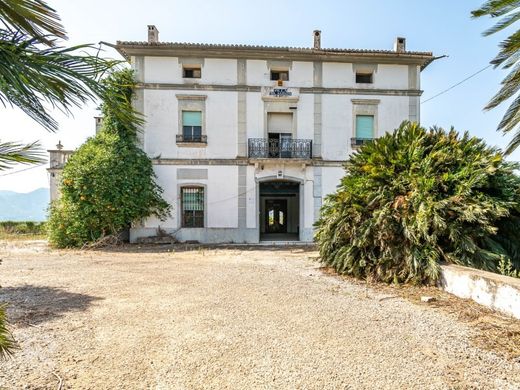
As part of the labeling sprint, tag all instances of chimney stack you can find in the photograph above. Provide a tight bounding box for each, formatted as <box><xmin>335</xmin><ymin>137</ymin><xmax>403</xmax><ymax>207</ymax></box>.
<box><xmin>148</xmin><ymin>25</ymin><xmax>159</xmax><ymax>44</ymax></box>
<box><xmin>313</xmin><ymin>30</ymin><xmax>321</xmax><ymax>49</ymax></box>
<box><xmin>394</xmin><ymin>37</ymin><xmax>406</xmax><ymax>53</ymax></box>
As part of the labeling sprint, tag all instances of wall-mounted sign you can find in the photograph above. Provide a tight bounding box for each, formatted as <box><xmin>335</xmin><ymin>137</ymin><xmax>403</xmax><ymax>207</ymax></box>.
<box><xmin>269</xmin><ymin>88</ymin><xmax>293</xmax><ymax>97</ymax></box>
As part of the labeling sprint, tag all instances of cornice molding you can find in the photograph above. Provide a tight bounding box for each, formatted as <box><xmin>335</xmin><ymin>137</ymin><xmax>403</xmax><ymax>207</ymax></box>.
<box><xmin>139</xmin><ymin>83</ymin><xmax>423</xmax><ymax>97</ymax></box>
<box><xmin>117</xmin><ymin>45</ymin><xmax>432</xmax><ymax>67</ymax></box>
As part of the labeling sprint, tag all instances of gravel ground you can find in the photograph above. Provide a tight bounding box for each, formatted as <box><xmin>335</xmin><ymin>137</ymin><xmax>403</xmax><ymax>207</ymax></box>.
<box><xmin>0</xmin><ymin>240</ymin><xmax>519</xmax><ymax>389</ymax></box>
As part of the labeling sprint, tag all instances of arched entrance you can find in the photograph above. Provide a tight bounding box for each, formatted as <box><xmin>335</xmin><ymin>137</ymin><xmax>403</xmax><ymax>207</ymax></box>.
<box><xmin>259</xmin><ymin>180</ymin><xmax>300</xmax><ymax>241</ymax></box>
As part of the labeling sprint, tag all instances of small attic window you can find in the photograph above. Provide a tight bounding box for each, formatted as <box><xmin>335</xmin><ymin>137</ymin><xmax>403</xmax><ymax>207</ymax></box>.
<box><xmin>356</xmin><ymin>72</ymin><xmax>373</xmax><ymax>84</ymax></box>
<box><xmin>270</xmin><ymin>70</ymin><xmax>289</xmax><ymax>81</ymax></box>
<box><xmin>183</xmin><ymin>67</ymin><xmax>201</xmax><ymax>78</ymax></box>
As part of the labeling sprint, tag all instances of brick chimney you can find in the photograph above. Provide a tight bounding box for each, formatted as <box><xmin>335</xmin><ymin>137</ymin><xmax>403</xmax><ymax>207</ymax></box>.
<box><xmin>148</xmin><ymin>25</ymin><xmax>159</xmax><ymax>43</ymax></box>
<box><xmin>313</xmin><ymin>30</ymin><xmax>321</xmax><ymax>49</ymax></box>
<box><xmin>394</xmin><ymin>37</ymin><xmax>406</xmax><ymax>53</ymax></box>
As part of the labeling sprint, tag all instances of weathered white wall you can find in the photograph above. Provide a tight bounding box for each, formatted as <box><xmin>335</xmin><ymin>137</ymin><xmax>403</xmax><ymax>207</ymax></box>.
<box><xmin>321</xmin><ymin>166</ymin><xmax>344</xmax><ymax>199</ymax></box>
<box><xmin>320</xmin><ymin>94</ymin><xmax>410</xmax><ymax>160</ymax></box>
<box><xmin>143</xmin><ymin>89</ymin><xmax>237</xmax><ymax>159</ymax></box>
<box><xmin>321</xmin><ymin>94</ymin><xmax>351</xmax><ymax>160</ymax></box>
<box><xmin>289</xmin><ymin>61</ymin><xmax>313</xmax><ymax>88</ymax></box>
<box><xmin>246</xmin><ymin>165</ymin><xmax>257</xmax><ymax>229</ymax></box>
<box><xmin>202</xmin><ymin>59</ymin><xmax>237</xmax><ymax>85</ymax></box>
<box><xmin>376</xmin><ymin>65</ymin><xmax>409</xmax><ymax>89</ymax></box>
<box><xmin>440</xmin><ymin>264</ymin><xmax>520</xmax><ymax>320</ymax></box>
<box><xmin>296</xmin><ymin>94</ymin><xmax>314</xmax><ymax>140</ymax></box>
<box><xmin>246</xmin><ymin>60</ymin><xmax>268</xmax><ymax>85</ymax></box>
<box><xmin>246</xmin><ymin>92</ymin><xmax>263</xmax><ymax>139</ymax></box>
<box><xmin>377</xmin><ymin>95</ymin><xmax>410</xmax><ymax>133</ymax></box>
<box><xmin>144</xmin><ymin>57</ymin><xmax>181</xmax><ymax>83</ymax></box>
<box><xmin>144</xmin><ymin>165</ymin><xmax>238</xmax><ymax>229</ymax></box>
<box><xmin>322</xmin><ymin>63</ymin><xmax>354</xmax><ymax>88</ymax></box>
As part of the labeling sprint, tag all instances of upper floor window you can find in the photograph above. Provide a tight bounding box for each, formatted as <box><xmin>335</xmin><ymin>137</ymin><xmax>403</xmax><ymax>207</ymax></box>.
<box><xmin>182</xmin><ymin>111</ymin><xmax>202</xmax><ymax>142</ymax></box>
<box><xmin>356</xmin><ymin>72</ymin><xmax>373</xmax><ymax>84</ymax></box>
<box><xmin>181</xmin><ymin>186</ymin><xmax>204</xmax><ymax>227</ymax></box>
<box><xmin>355</xmin><ymin>115</ymin><xmax>374</xmax><ymax>140</ymax></box>
<box><xmin>183</xmin><ymin>66</ymin><xmax>201</xmax><ymax>78</ymax></box>
<box><xmin>270</xmin><ymin>70</ymin><xmax>289</xmax><ymax>81</ymax></box>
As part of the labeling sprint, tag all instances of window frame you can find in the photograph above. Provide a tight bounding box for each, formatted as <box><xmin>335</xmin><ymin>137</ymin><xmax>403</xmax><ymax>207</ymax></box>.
<box><xmin>176</xmin><ymin>94</ymin><xmax>207</xmax><ymax>146</ymax></box>
<box><xmin>355</xmin><ymin>115</ymin><xmax>375</xmax><ymax>139</ymax></box>
<box><xmin>270</xmin><ymin>70</ymin><xmax>289</xmax><ymax>81</ymax></box>
<box><xmin>351</xmin><ymin>99</ymin><xmax>380</xmax><ymax>149</ymax></box>
<box><xmin>180</xmin><ymin>186</ymin><xmax>205</xmax><ymax>228</ymax></box>
<box><xmin>181</xmin><ymin>110</ymin><xmax>203</xmax><ymax>142</ymax></box>
<box><xmin>183</xmin><ymin>66</ymin><xmax>201</xmax><ymax>79</ymax></box>
<box><xmin>355</xmin><ymin>72</ymin><xmax>373</xmax><ymax>84</ymax></box>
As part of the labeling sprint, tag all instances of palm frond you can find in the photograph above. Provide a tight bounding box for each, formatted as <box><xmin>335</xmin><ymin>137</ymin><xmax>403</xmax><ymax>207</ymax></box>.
<box><xmin>473</xmin><ymin>0</ymin><xmax>520</xmax><ymax>153</ymax></box>
<box><xmin>0</xmin><ymin>0</ymin><xmax>66</xmax><ymax>45</ymax></box>
<box><xmin>0</xmin><ymin>305</ymin><xmax>17</xmax><ymax>360</ymax></box>
<box><xmin>484</xmin><ymin>9</ymin><xmax>520</xmax><ymax>35</ymax></box>
<box><xmin>506</xmin><ymin>123</ymin><xmax>520</xmax><ymax>152</ymax></box>
<box><xmin>0</xmin><ymin>30</ymin><xmax>120</xmax><ymax>132</ymax></box>
<box><xmin>472</xmin><ymin>0</ymin><xmax>519</xmax><ymax>19</ymax></box>
<box><xmin>0</xmin><ymin>140</ymin><xmax>45</xmax><ymax>170</ymax></box>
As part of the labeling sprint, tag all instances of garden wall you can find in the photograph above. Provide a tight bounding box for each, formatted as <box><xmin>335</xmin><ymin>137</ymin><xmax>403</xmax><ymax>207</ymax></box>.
<box><xmin>439</xmin><ymin>264</ymin><xmax>520</xmax><ymax>320</ymax></box>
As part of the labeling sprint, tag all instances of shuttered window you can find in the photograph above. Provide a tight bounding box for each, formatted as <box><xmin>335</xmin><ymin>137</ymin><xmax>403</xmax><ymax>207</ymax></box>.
<box><xmin>182</xmin><ymin>111</ymin><xmax>202</xmax><ymax>141</ymax></box>
<box><xmin>181</xmin><ymin>187</ymin><xmax>204</xmax><ymax>227</ymax></box>
<box><xmin>355</xmin><ymin>115</ymin><xmax>374</xmax><ymax>139</ymax></box>
<box><xmin>267</xmin><ymin>113</ymin><xmax>292</xmax><ymax>133</ymax></box>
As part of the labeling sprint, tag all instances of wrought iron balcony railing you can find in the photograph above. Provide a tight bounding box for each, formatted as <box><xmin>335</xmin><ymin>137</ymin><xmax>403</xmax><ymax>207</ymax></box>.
<box><xmin>176</xmin><ymin>134</ymin><xmax>207</xmax><ymax>143</ymax></box>
<box><xmin>351</xmin><ymin>137</ymin><xmax>373</xmax><ymax>147</ymax></box>
<box><xmin>248</xmin><ymin>138</ymin><xmax>312</xmax><ymax>159</ymax></box>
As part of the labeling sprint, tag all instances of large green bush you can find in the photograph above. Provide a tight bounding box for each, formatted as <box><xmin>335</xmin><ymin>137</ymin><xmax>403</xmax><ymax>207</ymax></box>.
<box><xmin>48</xmin><ymin>70</ymin><xmax>170</xmax><ymax>247</ymax></box>
<box><xmin>315</xmin><ymin>122</ymin><xmax>520</xmax><ymax>285</ymax></box>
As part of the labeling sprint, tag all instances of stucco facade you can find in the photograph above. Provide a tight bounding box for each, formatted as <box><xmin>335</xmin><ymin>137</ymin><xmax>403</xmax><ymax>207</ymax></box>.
<box><xmin>49</xmin><ymin>28</ymin><xmax>433</xmax><ymax>243</ymax></box>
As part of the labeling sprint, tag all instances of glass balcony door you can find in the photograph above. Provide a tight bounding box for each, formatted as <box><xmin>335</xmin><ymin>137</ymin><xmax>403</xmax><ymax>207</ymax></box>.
<box><xmin>268</xmin><ymin>132</ymin><xmax>292</xmax><ymax>158</ymax></box>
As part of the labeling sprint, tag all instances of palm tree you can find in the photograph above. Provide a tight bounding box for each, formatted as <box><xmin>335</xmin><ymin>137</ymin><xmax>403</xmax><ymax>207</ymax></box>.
<box><xmin>0</xmin><ymin>141</ymin><xmax>45</xmax><ymax>170</ymax></box>
<box><xmin>0</xmin><ymin>0</ymin><xmax>118</xmax><ymax>359</ymax></box>
<box><xmin>472</xmin><ymin>1</ymin><xmax>520</xmax><ymax>154</ymax></box>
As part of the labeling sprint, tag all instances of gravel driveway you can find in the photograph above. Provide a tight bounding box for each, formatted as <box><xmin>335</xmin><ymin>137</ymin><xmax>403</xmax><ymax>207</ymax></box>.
<box><xmin>0</xmin><ymin>241</ymin><xmax>519</xmax><ymax>389</ymax></box>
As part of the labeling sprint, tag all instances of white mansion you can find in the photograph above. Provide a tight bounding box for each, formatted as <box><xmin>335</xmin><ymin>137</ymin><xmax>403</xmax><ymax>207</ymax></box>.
<box><xmin>49</xmin><ymin>27</ymin><xmax>433</xmax><ymax>243</ymax></box>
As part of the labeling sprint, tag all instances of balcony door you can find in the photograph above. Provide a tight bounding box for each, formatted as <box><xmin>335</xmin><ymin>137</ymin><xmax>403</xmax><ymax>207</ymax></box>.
<box><xmin>267</xmin><ymin>113</ymin><xmax>293</xmax><ymax>158</ymax></box>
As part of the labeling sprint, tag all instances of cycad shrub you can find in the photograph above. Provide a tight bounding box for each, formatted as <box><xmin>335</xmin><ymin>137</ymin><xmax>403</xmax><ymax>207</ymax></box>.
<box><xmin>315</xmin><ymin>122</ymin><xmax>520</xmax><ymax>285</ymax></box>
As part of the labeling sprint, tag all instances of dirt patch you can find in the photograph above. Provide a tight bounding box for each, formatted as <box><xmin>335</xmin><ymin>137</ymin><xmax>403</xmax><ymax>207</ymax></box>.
<box><xmin>0</xmin><ymin>241</ymin><xmax>519</xmax><ymax>389</ymax></box>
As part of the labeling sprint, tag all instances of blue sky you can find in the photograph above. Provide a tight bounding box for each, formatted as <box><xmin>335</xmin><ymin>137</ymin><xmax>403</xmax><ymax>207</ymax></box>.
<box><xmin>0</xmin><ymin>0</ymin><xmax>517</xmax><ymax>192</ymax></box>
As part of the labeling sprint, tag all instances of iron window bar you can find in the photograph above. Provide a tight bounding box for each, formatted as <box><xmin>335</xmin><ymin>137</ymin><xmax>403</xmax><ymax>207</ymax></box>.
<box><xmin>176</xmin><ymin>134</ymin><xmax>207</xmax><ymax>143</ymax></box>
<box><xmin>351</xmin><ymin>137</ymin><xmax>373</xmax><ymax>147</ymax></box>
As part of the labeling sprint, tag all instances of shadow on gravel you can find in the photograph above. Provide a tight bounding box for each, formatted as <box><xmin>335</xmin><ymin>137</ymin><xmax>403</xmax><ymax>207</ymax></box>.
<box><xmin>0</xmin><ymin>285</ymin><xmax>102</xmax><ymax>327</ymax></box>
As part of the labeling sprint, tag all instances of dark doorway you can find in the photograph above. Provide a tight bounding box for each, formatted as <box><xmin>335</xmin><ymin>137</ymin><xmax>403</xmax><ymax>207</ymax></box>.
<box><xmin>259</xmin><ymin>180</ymin><xmax>300</xmax><ymax>241</ymax></box>
<box><xmin>265</xmin><ymin>199</ymin><xmax>287</xmax><ymax>233</ymax></box>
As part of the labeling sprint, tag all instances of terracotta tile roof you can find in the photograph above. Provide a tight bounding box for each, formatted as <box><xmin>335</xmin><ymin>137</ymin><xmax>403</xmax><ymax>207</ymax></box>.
<box><xmin>115</xmin><ymin>41</ymin><xmax>432</xmax><ymax>57</ymax></box>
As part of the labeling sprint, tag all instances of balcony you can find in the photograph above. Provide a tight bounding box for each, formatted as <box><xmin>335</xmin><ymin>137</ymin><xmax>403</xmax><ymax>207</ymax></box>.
<box><xmin>351</xmin><ymin>137</ymin><xmax>373</xmax><ymax>148</ymax></box>
<box><xmin>248</xmin><ymin>138</ymin><xmax>312</xmax><ymax>159</ymax></box>
<box><xmin>176</xmin><ymin>134</ymin><xmax>207</xmax><ymax>144</ymax></box>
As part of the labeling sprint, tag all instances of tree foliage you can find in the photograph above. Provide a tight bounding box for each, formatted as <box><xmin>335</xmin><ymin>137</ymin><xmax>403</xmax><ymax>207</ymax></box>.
<box><xmin>472</xmin><ymin>0</ymin><xmax>520</xmax><ymax>153</ymax></box>
<box><xmin>48</xmin><ymin>69</ymin><xmax>170</xmax><ymax>248</ymax></box>
<box><xmin>315</xmin><ymin>122</ymin><xmax>520</xmax><ymax>285</ymax></box>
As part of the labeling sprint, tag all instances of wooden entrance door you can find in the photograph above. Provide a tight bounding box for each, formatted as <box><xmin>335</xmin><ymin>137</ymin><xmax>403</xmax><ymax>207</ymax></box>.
<box><xmin>265</xmin><ymin>199</ymin><xmax>288</xmax><ymax>233</ymax></box>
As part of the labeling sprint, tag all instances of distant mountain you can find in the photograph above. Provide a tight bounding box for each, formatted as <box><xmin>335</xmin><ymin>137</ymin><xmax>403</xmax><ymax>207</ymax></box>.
<box><xmin>0</xmin><ymin>188</ymin><xmax>49</xmax><ymax>222</ymax></box>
